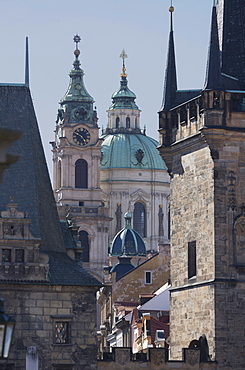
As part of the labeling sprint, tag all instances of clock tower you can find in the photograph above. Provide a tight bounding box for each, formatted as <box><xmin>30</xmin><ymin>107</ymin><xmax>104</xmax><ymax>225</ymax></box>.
<box><xmin>51</xmin><ymin>35</ymin><xmax>111</xmax><ymax>280</ymax></box>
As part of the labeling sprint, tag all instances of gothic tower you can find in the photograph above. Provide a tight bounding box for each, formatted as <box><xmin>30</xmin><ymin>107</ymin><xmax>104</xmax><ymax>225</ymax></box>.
<box><xmin>158</xmin><ymin>2</ymin><xmax>245</xmax><ymax>367</ymax></box>
<box><xmin>52</xmin><ymin>36</ymin><xmax>111</xmax><ymax>280</ymax></box>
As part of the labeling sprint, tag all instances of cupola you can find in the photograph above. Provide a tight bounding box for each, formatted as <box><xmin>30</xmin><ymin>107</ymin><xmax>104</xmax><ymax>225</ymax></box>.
<box><xmin>110</xmin><ymin>212</ymin><xmax>147</xmax><ymax>257</ymax></box>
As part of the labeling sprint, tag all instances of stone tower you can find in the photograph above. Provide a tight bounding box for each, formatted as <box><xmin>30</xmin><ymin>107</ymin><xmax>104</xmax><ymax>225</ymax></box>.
<box><xmin>51</xmin><ymin>35</ymin><xmax>111</xmax><ymax>280</ymax></box>
<box><xmin>158</xmin><ymin>2</ymin><xmax>245</xmax><ymax>368</ymax></box>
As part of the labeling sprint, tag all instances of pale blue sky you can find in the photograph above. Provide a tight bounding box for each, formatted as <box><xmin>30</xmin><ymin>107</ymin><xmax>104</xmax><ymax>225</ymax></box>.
<box><xmin>0</xmin><ymin>0</ymin><xmax>213</xmax><ymax>174</ymax></box>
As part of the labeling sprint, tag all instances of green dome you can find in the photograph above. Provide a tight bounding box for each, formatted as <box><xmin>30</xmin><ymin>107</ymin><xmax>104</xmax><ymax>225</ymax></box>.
<box><xmin>100</xmin><ymin>133</ymin><xmax>167</xmax><ymax>170</ymax></box>
<box><xmin>109</xmin><ymin>76</ymin><xmax>139</xmax><ymax>110</ymax></box>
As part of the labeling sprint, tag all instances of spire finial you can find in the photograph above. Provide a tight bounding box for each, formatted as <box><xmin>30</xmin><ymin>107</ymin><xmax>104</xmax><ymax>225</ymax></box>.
<box><xmin>73</xmin><ymin>34</ymin><xmax>81</xmax><ymax>57</ymax></box>
<box><xmin>73</xmin><ymin>34</ymin><xmax>81</xmax><ymax>70</ymax></box>
<box><xmin>169</xmin><ymin>1</ymin><xmax>174</xmax><ymax>32</ymax></box>
<box><xmin>120</xmin><ymin>49</ymin><xmax>128</xmax><ymax>78</ymax></box>
<box><xmin>25</xmin><ymin>37</ymin><xmax>29</xmax><ymax>87</ymax></box>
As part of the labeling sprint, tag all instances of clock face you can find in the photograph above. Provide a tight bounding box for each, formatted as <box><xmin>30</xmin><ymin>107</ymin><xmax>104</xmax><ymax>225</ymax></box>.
<box><xmin>73</xmin><ymin>127</ymin><xmax>91</xmax><ymax>146</ymax></box>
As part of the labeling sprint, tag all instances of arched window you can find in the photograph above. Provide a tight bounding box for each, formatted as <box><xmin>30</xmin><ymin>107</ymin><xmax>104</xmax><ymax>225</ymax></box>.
<box><xmin>133</xmin><ymin>202</ymin><xmax>146</xmax><ymax>237</ymax></box>
<box><xmin>57</xmin><ymin>160</ymin><xmax>61</xmax><ymax>189</ymax></box>
<box><xmin>116</xmin><ymin>117</ymin><xmax>120</xmax><ymax>128</ymax></box>
<box><xmin>75</xmin><ymin>159</ymin><xmax>88</xmax><ymax>188</ymax></box>
<box><xmin>135</xmin><ymin>117</ymin><xmax>138</xmax><ymax>127</ymax></box>
<box><xmin>126</xmin><ymin>117</ymin><xmax>130</xmax><ymax>128</ymax></box>
<box><xmin>79</xmin><ymin>230</ymin><xmax>89</xmax><ymax>262</ymax></box>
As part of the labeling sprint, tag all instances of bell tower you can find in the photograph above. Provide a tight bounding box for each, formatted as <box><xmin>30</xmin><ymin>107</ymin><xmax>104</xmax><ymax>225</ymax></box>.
<box><xmin>51</xmin><ymin>35</ymin><xmax>111</xmax><ymax>280</ymax></box>
<box><xmin>158</xmin><ymin>2</ymin><xmax>245</xmax><ymax>367</ymax></box>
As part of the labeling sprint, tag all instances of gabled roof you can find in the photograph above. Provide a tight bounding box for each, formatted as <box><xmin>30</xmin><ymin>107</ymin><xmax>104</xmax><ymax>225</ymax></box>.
<box><xmin>0</xmin><ymin>85</ymin><xmax>65</xmax><ymax>254</ymax></box>
<box><xmin>0</xmin><ymin>85</ymin><xmax>101</xmax><ymax>287</ymax></box>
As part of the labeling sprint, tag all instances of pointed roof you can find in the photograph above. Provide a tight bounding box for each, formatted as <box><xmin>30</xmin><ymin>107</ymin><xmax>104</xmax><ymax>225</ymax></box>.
<box><xmin>109</xmin><ymin>50</ymin><xmax>139</xmax><ymax>110</ymax></box>
<box><xmin>161</xmin><ymin>6</ymin><xmax>177</xmax><ymax>111</ymax></box>
<box><xmin>60</xmin><ymin>35</ymin><xmax>94</xmax><ymax>106</ymax></box>
<box><xmin>217</xmin><ymin>0</ymin><xmax>245</xmax><ymax>84</ymax></box>
<box><xmin>0</xmin><ymin>84</ymin><xmax>101</xmax><ymax>287</ymax></box>
<box><xmin>204</xmin><ymin>4</ymin><xmax>222</xmax><ymax>90</ymax></box>
<box><xmin>0</xmin><ymin>85</ymin><xmax>66</xmax><ymax>254</ymax></box>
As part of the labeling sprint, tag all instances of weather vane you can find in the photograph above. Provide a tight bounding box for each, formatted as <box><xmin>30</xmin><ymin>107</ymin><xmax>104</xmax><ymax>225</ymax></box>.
<box><xmin>120</xmin><ymin>49</ymin><xmax>128</xmax><ymax>77</ymax></box>
<box><xmin>73</xmin><ymin>34</ymin><xmax>81</xmax><ymax>58</ymax></box>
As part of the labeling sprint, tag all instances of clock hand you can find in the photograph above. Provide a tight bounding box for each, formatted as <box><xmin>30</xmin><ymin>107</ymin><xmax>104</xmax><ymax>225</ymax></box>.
<box><xmin>75</xmin><ymin>132</ymin><xmax>85</xmax><ymax>141</ymax></box>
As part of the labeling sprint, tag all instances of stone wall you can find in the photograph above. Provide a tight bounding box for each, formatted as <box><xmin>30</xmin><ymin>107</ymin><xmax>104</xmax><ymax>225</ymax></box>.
<box><xmin>0</xmin><ymin>284</ymin><xmax>98</xmax><ymax>370</ymax></box>
<box><xmin>98</xmin><ymin>348</ymin><xmax>217</xmax><ymax>369</ymax></box>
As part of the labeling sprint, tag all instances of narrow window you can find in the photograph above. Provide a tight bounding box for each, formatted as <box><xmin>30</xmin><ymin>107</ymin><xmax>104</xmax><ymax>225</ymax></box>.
<box><xmin>116</xmin><ymin>117</ymin><xmax>120</xmax><ymax>128</ymax></box>
<box><xmin>126</xmin><ymin>117</ymin><xmax>130</xmax><ymax>128</ymax></box>
<box><xmin>15</xmin><ymin>249</ymin><xmax>24</xmax><ymax>263</ymax></box>
<box><xmin>2</xmin><ymin>249</ymin><xmax>11</xmax><ymax>262</ymax></box>
<box><xmin>188</xmin><ymin>241</ymin><xmax>196</xmax><ymax>279</ymax></box>
<box><xmin>75</xmin><ymin>159</ymin><xmax>88</xmax><ymax>188</ymax></box>
<box><xmin>54</xmin><ymin>322</ymin><xmax>69</xmax><ymax>344</ymax></box>
<box><xmin>133</xmin><ymin>202</ymin><xmax>146</xmax><ymax>237</ymax></box>
<box><xmin>145</xmin><ymin>271</ymin><xmax>152</xmax><ymax>284</ymax></box>
<box><xmin>79</xmin><ymin>230</ymin><xmax>89</xmax><ymax>262</ymax></box>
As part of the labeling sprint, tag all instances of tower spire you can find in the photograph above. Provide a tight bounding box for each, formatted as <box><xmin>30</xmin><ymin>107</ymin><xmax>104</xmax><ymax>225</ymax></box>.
<box><xmin>204</xmin><ymin>3</ymin><xmax>222</xmax><ymax>90</ymax></box>
<box><xmin>25</xmin><ymin>37</ymin><xmax>29</xmax><ymax>87</ymax></box>
<box><xmin>161</xmin><ymin>4</ymin><xmax>177</xmax><ymax>111</ymax></box>
<box><xmin>216</xmin><ymin>0</ymin><xmax>245</xmax><ymax>84</ymax></box>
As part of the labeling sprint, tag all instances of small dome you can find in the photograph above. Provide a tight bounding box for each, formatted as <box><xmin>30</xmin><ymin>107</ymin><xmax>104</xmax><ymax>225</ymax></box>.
<box><xmin>110</xmin><ymin>212</ymin><xmax>146</xmax><ymax>257</ymax></box>
<box><xmin>101</xmin><ymin>133</ymin><xmax>168</xmax><ymax>170</ymax></box>
<box><xmin>109</xmin><ymin>76</ymin><xmax>138</xmax><ymax>110</ymax></box>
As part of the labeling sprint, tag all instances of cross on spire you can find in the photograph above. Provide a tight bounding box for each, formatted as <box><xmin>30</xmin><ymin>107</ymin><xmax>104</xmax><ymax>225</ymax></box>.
<box><xmin>120</xmin><ymin>49</ymin><xmax>128</xmax><ymax>77</ymax></box>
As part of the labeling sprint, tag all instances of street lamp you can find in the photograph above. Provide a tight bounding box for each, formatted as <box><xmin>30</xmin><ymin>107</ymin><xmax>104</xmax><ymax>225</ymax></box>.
<box><xmin>0</xmin><ymin>299</ymin><xmax>15</xmax><ymax>359</ymax></box>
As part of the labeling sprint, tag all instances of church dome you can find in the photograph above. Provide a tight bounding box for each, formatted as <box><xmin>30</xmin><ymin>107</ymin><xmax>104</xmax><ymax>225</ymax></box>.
<box><xmin>110</xmin><ymin>212</ymin><xmax>146</xmax><ymax>257</ymax></box>
<box><xmin>101</xmin><ymin>133</ymin><xmax>167</xmax><ymax>170</ymax></box>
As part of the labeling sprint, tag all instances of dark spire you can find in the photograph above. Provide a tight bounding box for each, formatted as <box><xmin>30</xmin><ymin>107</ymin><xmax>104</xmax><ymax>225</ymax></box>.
<box><xmin>217</xmin><ymin>0</ymin><xmax>245</xmax><ymax>83</ymax></box>
<box><xmin>204</xmin><ymin>4</ymin><xmax>222</xmax><ymax>90</ymax></box>
<box><xmin>161</xmin><ymin>5</ymin><xmax>177</xmax><ymax>111</ymax></box>
<box><xmin>25</xmin><ymin>37</ymin><xmax>29</xmax><ymax>87</ymax></box>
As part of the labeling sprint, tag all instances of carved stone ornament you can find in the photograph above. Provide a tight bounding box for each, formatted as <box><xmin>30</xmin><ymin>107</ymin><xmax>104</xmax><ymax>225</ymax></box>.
<box><xmin>135</xmin><ymin>148</ymin><xmax>144</xmax><ymax>164</ymax></box>
<box><xmin>1</xmin><ymin>199</ymin><xmax>25</xmax><ymax>219</ymax></box>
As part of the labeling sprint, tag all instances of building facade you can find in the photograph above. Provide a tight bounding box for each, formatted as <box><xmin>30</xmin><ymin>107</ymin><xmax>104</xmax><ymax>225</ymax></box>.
<box><xmin>51</xmin><ymin>36</ymin><xmax>111</xmax><ymax>280</ymax></box>
<box><xmin>0</xmin><ymin>59</ymin><xmax>101</xmax><ymax>368</ymax></box>
<box><xmin>158</xmin><ymin>2</ymin><xmax>245</xmax><ymax>368</ymax></box>
<box><xmin>100</xmin><ymin>51</ymin><xmax>170</xmax><ymax>253</ymax></box>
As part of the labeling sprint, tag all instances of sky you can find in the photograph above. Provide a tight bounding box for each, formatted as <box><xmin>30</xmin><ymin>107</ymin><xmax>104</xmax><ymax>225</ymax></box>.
<box><xmin>0</xmin><ymin>0</ymin><xmax>213</xmax><ymax>177</ymax></box>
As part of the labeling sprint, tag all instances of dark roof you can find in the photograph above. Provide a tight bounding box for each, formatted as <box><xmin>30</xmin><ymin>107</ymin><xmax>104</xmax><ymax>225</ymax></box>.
<box><xmin>161</xmin><ymin>12</ymin><xmax>177</xmax><ymax>111</ymax></box>
<box><xmin>0</xmin><ymin>85</ymin><xmax>66</xmax><ymax>254</ymax></box>
<box><xmin>217</xmin><ymin>0</ymin><xmax>245</xmax><ymax>84</ymax></box>
<box><xmin>204</xmin><ymin>6</ymin><xmax>222</xmax><ymax>90</ymax></box>
<box><xmin>0</xmin><ymin>85</ymin><xmax>101</xmax><ymax>287</ymax></box>
<box><xmin>60</xmin><ymin>221</ymin><xmax>77</xmax><ymax>249</ymax></box>
<box><xmin>48</xmin><ymin>252</ymin><xmax>102</xmax><ymax>286</ymax></box>
<box><xmin>111</xmin><ymin>256</ymin><xmax>135</xmax><ymax>281</ymax></box>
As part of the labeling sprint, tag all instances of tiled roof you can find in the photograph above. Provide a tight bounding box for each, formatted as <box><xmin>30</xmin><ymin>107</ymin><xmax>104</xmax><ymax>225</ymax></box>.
<box><xmin>60</xmin><ymin>221</ymin><xmax>77</xmax><ymax>249</ymax></box>
<box><xmin>48</xmin><ymin>252</ymin><xmax>102</xmax><ymax>286</ymax></box>
<box><xmin>0</xmin><ymin>85</ymin><xmax>66</xmax><ymax>254</ymax></box>
<box><xmin>0</xmin><ymin>85</ymin><xmax>101</xmax><ymax>287</ymax></box>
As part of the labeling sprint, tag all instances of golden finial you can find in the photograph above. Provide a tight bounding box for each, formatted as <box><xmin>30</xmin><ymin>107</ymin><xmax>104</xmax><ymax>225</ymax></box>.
<box><xmin>169</xmin><ymin>0</ymin><xmax>174</xmax><ymax>12</ymax></box>
<box><xmin>120</xmin><ymin>49</ymin><xmax>128</xmax><ymax>78</ymax></box>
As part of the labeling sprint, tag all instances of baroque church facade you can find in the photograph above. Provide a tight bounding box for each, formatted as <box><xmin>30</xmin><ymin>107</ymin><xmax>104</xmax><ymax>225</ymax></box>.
<box><xmin>52</xmin><ymin>41</ymin><xmax>170</xmax><ymax>278</ymax></box>
<box><xmin>158</xmin><ymin>0</ymin><xmax>245</xmax><ymax>368</ymax></box>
